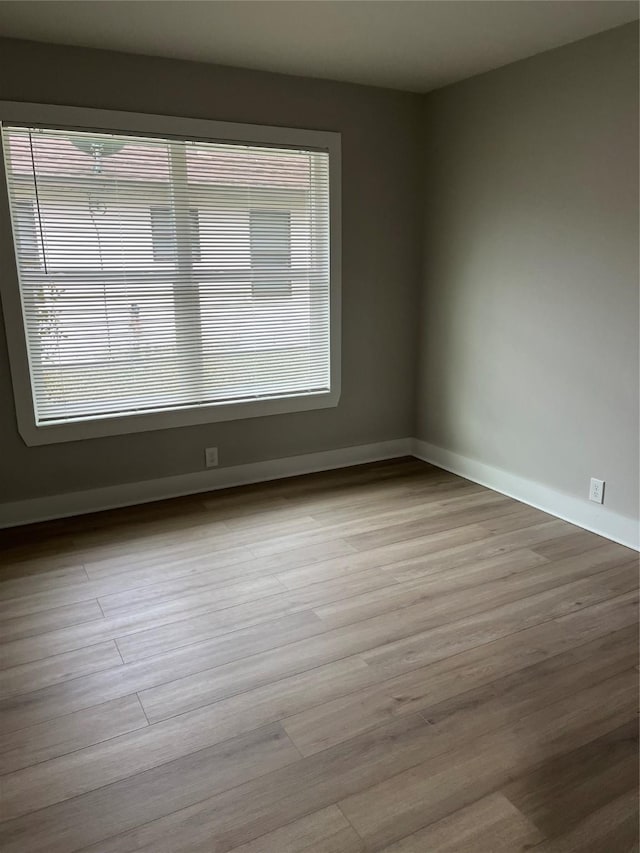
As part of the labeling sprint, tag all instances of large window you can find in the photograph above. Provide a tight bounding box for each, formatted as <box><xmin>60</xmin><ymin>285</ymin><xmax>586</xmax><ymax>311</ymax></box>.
<box><xmin>0</xmin><ymin>104</ymin><xmax>340</xmax><ymax>445</ymax></box>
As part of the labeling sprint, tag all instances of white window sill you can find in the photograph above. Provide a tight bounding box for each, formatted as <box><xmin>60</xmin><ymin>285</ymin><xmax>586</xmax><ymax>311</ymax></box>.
<box><xmin>15</xmin><ymin>388</ymin><xmax>341</xmax><ymax>446</ymax></box>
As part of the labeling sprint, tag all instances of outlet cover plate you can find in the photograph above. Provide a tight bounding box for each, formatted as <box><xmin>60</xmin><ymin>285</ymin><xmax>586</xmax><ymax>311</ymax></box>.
<box><xmin>205</xmin><ymin>447</ymin><xmax>219</xmax><ymax>468</ymax></box>
<box><xmin>589</xmin><ymin>477</ymin><xmax>605</xmax><ymax>504</ymax></box>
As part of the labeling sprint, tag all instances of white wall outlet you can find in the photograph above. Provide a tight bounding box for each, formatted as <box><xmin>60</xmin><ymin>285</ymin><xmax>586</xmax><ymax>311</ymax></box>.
<box><xmin>589</xmin><ymin>477</ymin><xmax>605</xmax><ymax>504</ymax></box>
<box><xmin>205</xmin><ymin>446</ymin><xmax>219</xmax><ymax>468</ymax></box>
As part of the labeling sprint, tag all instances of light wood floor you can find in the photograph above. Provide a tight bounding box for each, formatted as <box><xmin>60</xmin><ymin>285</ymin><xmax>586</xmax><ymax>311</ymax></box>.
<box><xmin>0</xmin><ymin>458</ymin><xmax>637</xmax><ymax>852</ymax></box>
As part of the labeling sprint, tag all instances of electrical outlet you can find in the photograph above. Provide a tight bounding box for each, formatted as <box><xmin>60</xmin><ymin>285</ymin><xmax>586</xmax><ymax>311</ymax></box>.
<box><xmin>589</xmin><ymin>477</ymin><xmax>605</xmax><ymax>504</ymax></box>
<box><xmin>205</xmin><ymin>446</ymin><xmax>219</xmax><ymax>468</ymax></box>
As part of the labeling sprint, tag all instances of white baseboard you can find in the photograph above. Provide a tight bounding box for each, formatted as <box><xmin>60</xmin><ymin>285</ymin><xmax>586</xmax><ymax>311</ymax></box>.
<box><xmin>2</xmin><ymin>436</ymin><xmax>638</xmax><ymax>551</ymax></box>
<box><xmin>412</xmin><ymin>438</ymin><xmax>639</xmax><ymax>551</ymax></box>
<box><xmin>0</xmin><ymin>438</ymin><xmax>413</xmax><ymax>529</ymax></box>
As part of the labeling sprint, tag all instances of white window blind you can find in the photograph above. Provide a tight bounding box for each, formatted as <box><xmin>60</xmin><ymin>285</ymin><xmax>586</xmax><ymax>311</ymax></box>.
<box><xmin>2</xmin><ymin>125</ymin><xmax>331</xmax><ymax>427</ymax></box>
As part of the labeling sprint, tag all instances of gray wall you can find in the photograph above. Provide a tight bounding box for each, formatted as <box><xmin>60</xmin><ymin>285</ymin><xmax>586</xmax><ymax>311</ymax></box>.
<box><xmin>417</xmin><ymin>23</ymin><xmax>639</xmax><ymax>520</ymax></box>
<box><xmin>0</xmin><ymin>38</ymin><xmax>422</xmax><ymax>502</ymax></box>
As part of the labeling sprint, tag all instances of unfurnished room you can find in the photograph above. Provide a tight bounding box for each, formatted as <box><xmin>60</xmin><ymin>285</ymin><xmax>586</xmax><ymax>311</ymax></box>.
<box><xmin>0</xmin><ymin>1</ymin><xmax>638</xmax><ymax>851</ymax></box>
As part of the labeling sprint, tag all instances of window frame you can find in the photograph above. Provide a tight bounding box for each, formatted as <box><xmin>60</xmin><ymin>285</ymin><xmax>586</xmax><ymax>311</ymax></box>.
<box><xmin>0</xmin><ymin>102</ymin><xmax>341</xmax><ymax>446</ymax></box>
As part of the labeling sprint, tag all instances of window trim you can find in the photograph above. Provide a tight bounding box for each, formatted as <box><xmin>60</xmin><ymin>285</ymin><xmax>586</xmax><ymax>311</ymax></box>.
<box><xmin>0</xmin><ymin>102</ymin><xmax>341</xmax><ymax>446</ymax></box>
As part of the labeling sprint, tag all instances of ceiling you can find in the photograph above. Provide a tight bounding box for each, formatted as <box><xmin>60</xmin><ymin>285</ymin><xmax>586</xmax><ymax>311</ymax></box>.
<box><xmin>0</xmin><ymin>1</ymin><xmax>637</xmax><ymax>93</ymax></box>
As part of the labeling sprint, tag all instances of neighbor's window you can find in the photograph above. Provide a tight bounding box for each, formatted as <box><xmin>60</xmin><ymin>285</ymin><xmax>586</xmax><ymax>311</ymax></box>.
<box><xmin>150</xmin><ymin>205</ymin><xmax>201</xmax><ymax>263</ymax></box>
<box><xmin>1</xmin><ymin>112</ymin><xmax>339</xmax><ymax>444</ymax></box>
<box><xmin>250</xmin><ymin>209</ymin><xmax>292</xmax><ymax>298</ymax></box>
<box><xmin>13</xmin><ymin>199</ymin><xmax>40</xmax><ymax>266</ymax></box>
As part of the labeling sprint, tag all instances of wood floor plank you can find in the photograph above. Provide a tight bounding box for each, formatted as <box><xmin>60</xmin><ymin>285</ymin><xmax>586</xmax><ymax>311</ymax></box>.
<box><xmin>7</xmin><ymin>598</ymin><xmax>636</xmax><ymax>824</ymax></box>
<box><xmin>116</xmin><ymin>566</ymin><xmax>401</xmax><ymax>663</ymax></box>
<box><xmin>243</xmin><ymin>488</ymin><xmax>499</xmax><ymax>559</ymax></box>
<box><xmin>0</xmin><ymin>566</ymin><xmax>89</xmax><ymax>603</ymax></box>
<box><xmin>0</xmin><ymin>530</ymin><xmax>362</xmax><ymax>629</ymax></box>
<box><xmin>82</xmin><ymin>540</ymin><xmax>258</xmax><ymax>584</ymax></box>
<box><xmin>0</xmin><ymin>599</ymin><xmax>103</xmax><ymax>643</ymax></box>
<box><xmin>0</xmin><ymin>549</ymin><xmax>79</xmax><ymax>583</ymax></box>
<box><xmin>77</xmin><ymin>667</ymin><xmax>636</xmax><ymax>853</ymax></box>
<box><xmin>527</xmin><ymin>788</ymin><xmax>639</xmax><ymax>852</ymax></box>
<box><xmin>502</xmin><ymin>719</ymin><xmax>639</xmax><ymax>838</ymax></box>
<box><xmin>84</xmin><ymin>518</ymin><xmax>353</xmax><ymax>585</ymax></box>
<box><xmin>0</xmin><ymin>459</ymin><xmax>636</xmax><ymax>853</ymax></box>
<box><xmin>82</xmin><ymin>511</ymin><xmax>321</xmax><ymax>559</ymax></box>
<box><xmin>315</xmin><ymin>545</ymin><xmax>637</xmax><ymax>642</ymax></box>
<box><xmin>412</xmin><ymin>638</ymin><xmax>638</xmax><ymax>750</ymax></box>
<box><xmin>0</xmin><ymin>574</ymin><xmax>286</xmax><ymax>668</ymax></box>
<box><xmin>227</xmin><ymin>806</ymin><xmax>364</xmax><ymax>853</ymax></box>
<box><xmin>89</xmin><ymin>536</ymin><xmax>357</xmax><ymax>592</ymax></box>
<box><xmin>0</xmin><ymin>546</ymin><xmax>256</xmax><ymax>621</ymax></box>
<box><xmin>13</xmin><ymin>714</ymin><xmax>435</xmax><ymax>853</ymax></box>
<box><xmin>338</xmin><ymin>669</ymin><xmax>637</xmax><ymax>850</ymax></box>
<box><xmin>361</xmin><ymin>568</ymin><xmax>637</xmax><ymax>678</ymax></box>
<box><xmin>138</xmin><ymin>566</ymin><xmax>636</xmax><ymax>723</ymax></box>
<box><xmin>303</xmin><ymin>480</ymin><xmax>482</xmax><ymax>527</ymax></box>
<box><xmin>97</xmin><ymin>570</ymin><xmax>286</xmax><ymax>618</ymax></box>
<box><xmin>275</xmin><ymin>522</ymin><xmax>512</xmax><ymax>590</ymax></box>
<box><xmin>379</xmin><ymin>519</ymin><xmax>586</xmax><ymax>583</ymax></box>
<box><xmin>0</xmin><ymin>610</ymin><xmax>325</xmax><ymax>732</ymax></box>
<box><xmin>343</xmin><ymin>494</ymin><xmax>520</xmax><ymax>551</ymax></box>
<box><xmin>69</xmin><ymin>515</ymin><xmax>233</xmax><ymax>563</ymax></box>
<box><xmin>202</xmin><ymin>492</ymin><xmax>308</xmax><ymax>519</ymax></box>
<box><xmin>0</xmin><ymin>657</ymin><xmax>371</xmax><ymax>821</ymax></box>
<box><xmin>0</xmin><ymin>723</ymin><xmax>300</xmax><ymax>853</ymax></box>
<box><xmin>124</xmin><ymin>543</ymin><xmax>543</xmax><ymax>666</ymax></box>
<box><xmin>377</xmin><ymin>792</ymin><xmax>544</xmax><ymax>852</ymax></box>
<box><xmin>0</xmin><ymin>695</ymin><xmax>149</xmax><ymax>774</ymax></box>
<box><xmin>531</xmin><ymin>528</ymin><xmax>625</xmax><ymax>561</ymax></box>
<box><xmin>314</xmin><ymin>547</ymin><xmax>547</xmax><ymax>628</ymax></box>
<box><xmin>282</xmin><ymin>620</ymin><xmax>638</xmax><ymax>756</ymax></box>
<box><xmin>475</xmin><ymin>504</ymin><xmax>559</xmax><ymax>533</ymax></box>
<box><xmin>0</xmin><ymin>641</ymin><xmax>123</xmax><ymax>699</ymax></box>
